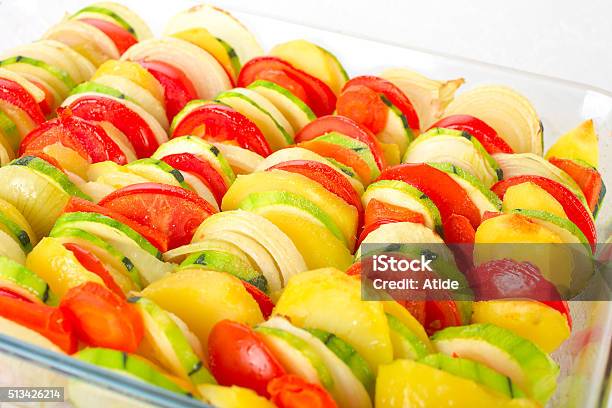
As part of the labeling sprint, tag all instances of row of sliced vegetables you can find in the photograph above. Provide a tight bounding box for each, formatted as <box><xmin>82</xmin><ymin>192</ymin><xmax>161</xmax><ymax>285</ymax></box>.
<box><xmin>0</xmin><ymin>2</ymin><xmax>607</xmax><ymax>408</ymax></box>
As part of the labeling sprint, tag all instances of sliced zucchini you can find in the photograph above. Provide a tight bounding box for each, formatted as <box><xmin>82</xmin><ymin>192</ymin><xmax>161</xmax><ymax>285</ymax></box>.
<box><xmin>378</xmin><ymin>94</ymin><xmax>414</xmax><ymax>156</ymax></box>
<box><xmin>125</xmin><ymin>158</ymin><xmax>192</xmax><ymax>191</ymax></box>
<box><xmin>248</xmin><ymin>80</ymin><xmax>315</xmax><ymax>131</ymax></box>
<box><xmin>0</xmin><ymin>256</ymin><xmax>56</xmax><ymax>304</ymax></box>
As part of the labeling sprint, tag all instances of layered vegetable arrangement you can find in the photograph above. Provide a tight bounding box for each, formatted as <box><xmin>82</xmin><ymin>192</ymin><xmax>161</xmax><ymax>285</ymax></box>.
<box><xmin>0</xmin><ymin>2</ymin><xmax>606</xmax><ymax>408</ymax></box>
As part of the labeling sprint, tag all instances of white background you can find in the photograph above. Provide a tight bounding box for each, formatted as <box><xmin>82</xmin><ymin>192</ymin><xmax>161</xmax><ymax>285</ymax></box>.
<box><xmin>0</xmin><ymin>0</ymin><xmax>610</xmax><ymax>91</ymax></box>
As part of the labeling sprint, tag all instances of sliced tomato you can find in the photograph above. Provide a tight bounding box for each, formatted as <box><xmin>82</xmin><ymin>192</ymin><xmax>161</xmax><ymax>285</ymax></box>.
<box><xmin>171</xmin><ymin>103</ymin><xmax>272</xmax><ymax>157</ymax></box>
<box><xmin>78</xmin><ymin>18</ymin><xmax>137</xmax><ymax>54</ymax></box>
<box><xmin>242</xmin><ymin>281</ymin><xmax>274</xmax><ymax>319</ymax></box>
<box><xmin>364</xmin><ymin>199</ymin><xmax>425</xmax><ymax>226</ymax></box>
<box><xmin>160</xmin><ymin>153</ymin><xmax>228</xmax><ymax>206</ymax></box>
<box><xmin>268</xmin><ymin>374</ymin><xmax>338</xmax><ymax>408</ymax></box>
<box><xmin>443</xmin><ymin>213</ymin><xmax>475</xmax><ymax>274</ymax></box>
<box><xmin>30</xmin><ymin>79</ymin><xmax>54</xmax><ymax>117</ymax></box>
<box><xmin>491</xmin><ymin>176</ymin><xmax>596</xmax><ymax>251</ymax></box>
<box><xmin>336</xmin><ymin>85</ymin><xmax>388</xmax><ymax>134</ymax></box>
<box><xmin>255</xmin><ymin>69</ymin><xmax>308</xmax><ymax>103</ymax></box>
<box><xmin>341</xmin><ymin>75</ymin><xmax>420</xmax><ymax>130</ymax></box>
<box><xmin>0</xmin><ymin>295</ymin><xmax>76</xmax><ymax>353</ymax></box>
<box><xmin>0</xmin><ymin>288</ymin><xmax>32</xmax><ymax>302</ymax></box>
<box><xmin>0</xmin><ymin>77</ymin><xmax>45</xmax><ymax>124</ymax></box>
<box><xmin>540</xmin><ymin>300</ymin><xmax>572</xmax><ymax>330</ymax></box>
<box><xmin>430</xmin><ymin>115</ymin><xmax>513</xmax><ymax>154</ymax></box>
<box><xmin>297</xmin><ymin>139</ymin><xmax>372</xmax><ymax>184</ymax></box>
<box><xmin>356</xmin><ymin>219</ymin><xmax>396</xmax><ymax>247</ymax></box>
<box><xmin>63</xmin><ymin>243</ymin><xmax>124</xmax><ymax>297</ymax></box>
<box><xmin>66</xmin><ymin>94</ymin><xmax>159</xmax><ymax>158</ymax></box>
<box><xmin>267</xmin><ymin>160</ymin><xmax>363</xmax><ymax>217</ymax></box>
<box><xmin>548</xmin><ymin>157</ymin><xmax>605</xmax><ymax>216</ymax></box>
<box><xmin>378</xmin><ymin>163</ymin><xmax>481</xmax><ymax>230</ymax></box>
<box><xmin>237</xmin><ymin>56</ymin><xmax>336</xmax><ymax>117</ymax></box>
<box><xmin>424</xmin><ymin>300</ymin><xmax>462</xmax><ymax>336</ymax></box>
<box><xmin>208</xmin><ymin>320</ymin><xmax>286</xmax><ymax>397</ymax></box>
<box><xmin>59</xmin><ymin>282</ymin><xmax>143</xmax><ymax>352</ymax></box>
<box><xmin>98</xmin><ymin>183</ymin><xmax>217</xmax><ymax>250</ymax></box>
<box><xmin>295</xmin><ymin>115</ymin><xmax>386</xmax><ymax>170</ymax></box>
<box><xmin>63</xmin><ymin>197</ymin><xmax>168</xmax><ymax>252</ymax></box>
<box><xmin>138</xmin><ymin>60</ymin><xmax>198</xmax><ymax>122</ymax></box>
<box><xmin>20</xmin><ymin>108</ymin><xmax>127</xmax><ymax>164</ymax></box>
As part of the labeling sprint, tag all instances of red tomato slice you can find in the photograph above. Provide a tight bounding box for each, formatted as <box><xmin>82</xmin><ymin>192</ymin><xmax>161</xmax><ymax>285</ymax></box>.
<box><xmin>78</xmin><ymin>18</ymin><xmax>137</xmax><ymax>54</ymax></box>
<box><xmin>29</xmin><ymin>79</ymin><xmax>54</xmax><ymax>117</ymax></box>
<box><xmin>63</xmin><ymin>243</ymin><xmax>124</xmax><ymax>297</ymax></box>
<box><xmin>20</xmin><ymin>108</ymin><xmax>127</xmax><ymax>164</ymax></box>
<box><xmin>443</xmin><ymin>213</ymin><xmax>475</xmax><ymax>274</ymax></box>
<box><xmin>341</xmin><ymin>75</ymin><xmax>420</xmax><ymax>131</ymax></box>
<box><xmin>297</xmin><ymin>139</ymin><xmax>372</xmax><ymax>184</ymax></box>
<box><xmin>0</xmin><ymin>295</ymin><xmax>77</xmax><ymax>353</ymax></box>
<box><xmin>267</xmin><ymin>160</ymin><xmax>363</xmax><ymax>217</ymax></box>
<box><xmin>491</xmin><ymin>175</ymin><xmax>596</xmax><ymax>251</ymax></box>
<box><xmin>98</xmin><ymin>183</ymin><xmax>217</xmax><ymax>250</ymax></box>
<box><xmin>237</xmin><ymin>56</ymin><xmax>336</xmax><ymax>117</ymax></box>
<box><xmin>59</xmin><ymin>282</ymin><xmax>143</xmax><ymax>352</ymax></box>
<box><xmin>424</xmin><ymin>300</ymin><xmax>463</xmax><ymax>336</ymax></box>
<box><xmin>160</xmin><ymin>153</ymin><xmax>228</xmax><ymax>206</ymax></box>
<box><xmin>268</xmin><ymin>374</ymin><xmax>338</xmax><ymax>408</ymax></box>
<box><xmin>295</xmin><ymin>115</ymin><xmax>387</xmax><ymax>170</ymax></box>
<box><xmin>540</xmin><ymin>300</ymin><xmax>572</xmax><ymax>330</ymax></box>
<box><xmin>66</xmin><ymin>94</ymin><xmax>159</xmax><ymax>158</ymax></box>
<box><xmin>548</xmin><ymin>157</ymin><xmax>605</xmax><ymax>215</ymax></box>
<box><xmin>430</xmin><ymin>115</ymin><xmax>514</xmax><ymax>154</ymax></box>
<box><xmin>171</xmin><ymin>103</ymin><xmax>272</xmax><ymax>157</ymax></box>
<box><xmin>364</xmin><ymin>199</ymin><xmax>425</xmax><ymax>226</ymax></box>
<box><xmin>356</xmin><ymin>219</ymin><xmax>397</xmax><ymax>247</ymax></box>
<box><xmin>208</xmin><ymin>320</ymin><xmax>286</xmax><ymax>397</ymax></box>
<box><xmin>63</xmin><ymin>197</ymin><xmax>168</xmax><ymax>253</ymax></box>
<box><xmin>0</xmin><ymin>77</ymin><xmax>45</xmax><ymax>124</ymax></box>
<box><xmin>256</xmin><ymin>70</ymin><xmax>309</xmax><ymax>103</ymax></box>
<box><xmin>138</xmin><ymin>60</ymin><xmax>199</xmax><ymax>122</ymax></box>
<box><xmin>336</xmin><ymin>84</ymin><xmax>389</xmax><ymax>134</ymax></box>
<box><xmin>0</xmin><ymin>288</ymin><xmax>33</xmax><ymax>302</ymax></box>
<box><xmin>378</xmin><ymin>163</ymin><xmax>481</xmax><ymax>230</ymax></box>
<box><xmin>241</xmin><ymin>281</ymin><xmax>274</xmax><ymax>319</ymax></box>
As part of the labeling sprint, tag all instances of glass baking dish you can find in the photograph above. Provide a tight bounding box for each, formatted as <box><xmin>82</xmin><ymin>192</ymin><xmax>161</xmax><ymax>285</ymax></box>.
<box><xmin>0</xmin><ymin>2</ymin><xmax>610</xmax><ymax>407</ymax></box>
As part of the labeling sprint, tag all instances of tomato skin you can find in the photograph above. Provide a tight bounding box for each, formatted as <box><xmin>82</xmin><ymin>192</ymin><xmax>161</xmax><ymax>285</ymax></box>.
<box><xmin>491</xmin><ymin>175</ymin><xmax>596</xmax><ymax>251</ymax></box>
<box><xmin>238</xmin><ymin>56</ymin><xmax>336</xmax><ymax>117</ymax></box>
<box><xmin>443</xmin><ymin>213</ymin><xmax>475</xmax><ymax>274</ymax></box>
<box><xmin>267</xmin><ymin>160</ymin><xmax>363</xmax><ymax>215</ymax></box>
<box><xmin>172</xmin><ymin>103</ymin><xmax>272</xmax><ymax>157</ymax></box>
<box><xmin>0</xmin><ymin>288</ymin><xmax>32</xmax><ymax>302</ymax></box>
<box><xmin>297</xmin><ymin>139</ymin><xmax>372</xmax><ymax>184</ymax></box>
<box><xmin>59</xmin><ymin>282</ymin><xmax>143</xmax><ymax>352</ymax></box>
<box><xmin>295</xmin><ymin>115</ymin><xmax>386</xmax><ymax>170</ymax></box>
<box><xmin>241</xmin><ymin>281</ymin><xmax>274</xmax><ymax>319</ymax></box>
<box><xmin>63</xmin><ymin>243</ymin><xmax>124</xmax><ymax>297</ymax></box>
<box><xmin>208</xmin><ymin>320</ymin><xmax>286</xmax><ymax>397</ymax></box>
<box><xmin>138</xmin><ymin>60</ymin><xmax>198</xmax><ymax>122</ymax></box>
<box><xmin>336</xmin><ymin>85</ymin><xmax>388</xmax><ymax>134</ymax></box>
<box><xmin>341</xmin><ymin>75</ymin><xmax>420</xmax><ymax>131</ymax></box>
<box><xmin>66</xmin><ymin>95</ymin><xmax>159</xmax><ymax>158</ymax></box>
<box><xmin>540</xmin><ymin>300</ymin><xmax>572</xmax><ymax>330</ymax></box>
<box><xmin>548</xmin><ymin>157</ymin><xmax>605</xmax><ymax>215</ymax></box>
<box><xmin>430</xmin><ymin>115</ymin><xmax>513</xmax><ymax>154</ymax></box>
<box><xmin>0</xmin><ymin>295</ymin><xmax>77</xmax><ymax>353</ymax></box>
<box><xmin>78</xmin><ymin>18</ymin><xmax>137</xmax><ymax>54</ymax></box>
<box><xmin>20</xmin><ymin>108</ymin><xmax>128</xmax><ymax>165</ymax></box>
<box><xmin>0</xmin><ymin>77</ymin><xmax>45</xmax><ymax>125</ymax></box>
<box><xmin>160</xmin><ymin>153</ymin><xmax>228</xmax><ymax>206</ymax></box>
<box><xmin>378</xmin><ymin>163</ymin><xmax>481</xmax><ymax>230</ymax></box>
<box><xmin>424</xmin><ymin>301</ymin><xmax>463</xmax><ymax>336</ymax></box>
<box><xmin>63</xmin><ymin>197</ymin><xmax>168</xmax><ymax>253</ymax></box>
<box><xmin>267</xmin><ymin>374</ymin><xmax>338</xmax><ymax>408</ymax></box>
<box><xmin>98</xmin><ymin>183</ymin><xmax>217</xmax><ymax>250</ymax></box>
